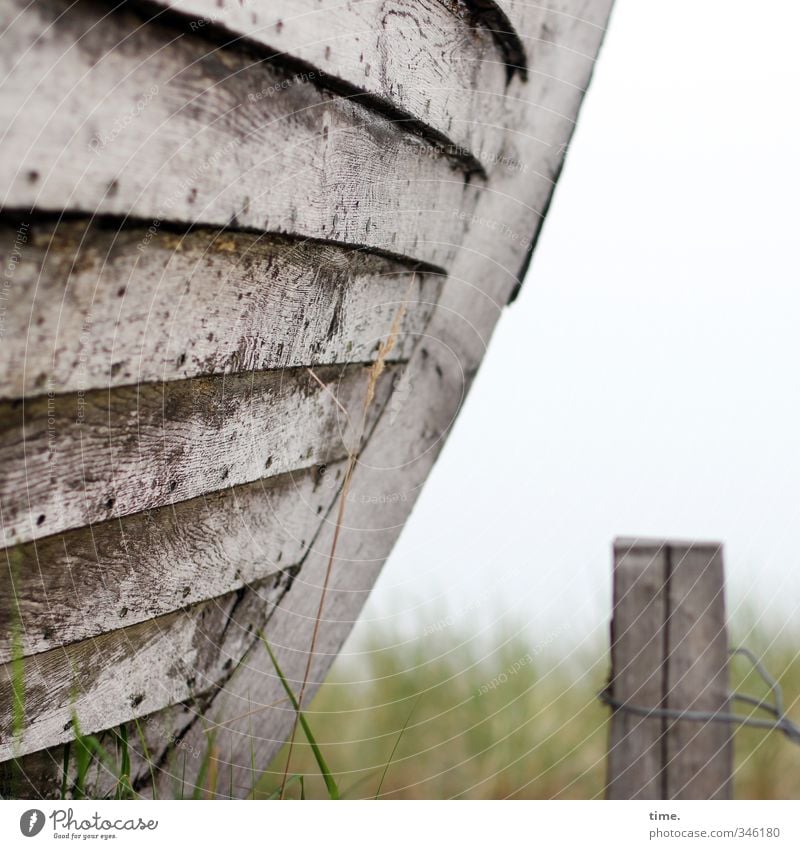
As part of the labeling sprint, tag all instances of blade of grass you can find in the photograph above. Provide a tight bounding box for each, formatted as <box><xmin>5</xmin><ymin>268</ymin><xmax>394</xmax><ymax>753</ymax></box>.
<box><xmin>249</xmin><ymin>705</ymin><xmax>256</xmax><ymax>800</ymax></box>
<box><xmin>265</xmin><ymin>773</ymin><xmax>305</xmax><ymax>800</ymax></box>
<box><xmin>188</xmin><ymin>725</ymin><xmax>218</xmax><ymax>801</ymax></box>
<box><xmin>60</xmin><ymin>742</ymin><xmax>71</xmax><ymax>800</ymax></box>
<box><xmin>340</xmin><ymin>771</ymin><xmax>382</xmax><ymax>800</ymax></box>
<box><xmin>374</xmin><ymin>694</ymin><xmax>422</xmax><ymax>799</ymax></box>
<box><xmin>205</xmin><ymin>744</ymin><xmax>219</xmax><ymax>799</ymax></box>
<box><xmin>114</xmin><ymin>725</ymin><xmax>132</xmax><ymax>799</ymax></box>
<box><xmin>191</xmin><ymin>738</ymin><xmax>215</xmax><ymax>800</ymax></box>
<box><xmin>9</xmin><ymin>547</ymin><xmax>25</xmax><ymax>752</ymax></box>
<box><xmin>133</xmin><ymin>718</ymin><xmax>158</xmax><ymax>800</ymax></box>
<box><xmin>7</xmin><ymin>548</ymin><xmax>25</xmax><ymax>798</ymax></box>
<box><xmin>280</xmin><ymin>286</ymin><xmax>414</xmax><ymax>797</ymax></box>
<box><xmin>260</xmin><ymin>634</ymin><xmax>340</xmax><ymax>799</ymax></box>
<box><xmin>203</xmin><ymin>696</ymin><xmax>290</xmax><ymax>733</ymax></box>
<box><xmin>74</xmin><ymin>721</ymin><xmax>121</xmax><ymax>774</ymax></box>
<box><xmin>73</xmin><ymin>740</ymin><xmax>90</xmax><ymax>800</ymax></box>
<box><xmin>70</xmin><ymin>716</ymin><xmax>87</xmax><ymax>799</ymax></box>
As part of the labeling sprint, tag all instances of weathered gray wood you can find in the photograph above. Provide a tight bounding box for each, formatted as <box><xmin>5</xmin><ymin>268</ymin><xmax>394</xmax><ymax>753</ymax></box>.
<box><xmin>0</xmin><ymin>0</ymin><xmax>616</xmax><ymax>792</ymax></box>
<box><xmin>664</xmin><ymin>543</ymin><xmax>733</xmax><ymax>799</ymax></box>
<box><xmin>0</xmin><ymin>0</ymin><xmax>480</xmax><ymax>272</ymax></box>
<box><xmin>607</xmin><ymin>540</ymin><xmax>732</xmax><ymax>800</ymax></box>
<box><xmin>497</xmin><ymin>0</ymin><xmax>613</xmax><ymax>44</ymax></box>
<box><xmin>0</xmin><ymin>459</ymin><xmax>348</xmax><ymax>661</ymax></box>
<box><xmin>0</xmin><ymin>572</ymin><xmax>298</xmax><ymax>760</ymax></box>
<box><xmin>419</xmin><ymin>0</ymin><xmax>616</xmax><ymax>309</ymax></box>
<box><xmin>0</xmin><ymin>362</ymin><xmax>398</xmax><ymax>547</ymax></box>
<box><xmin>139</xmin><ymin>1</ymin><xmax>617</xmax><ymax>796</ymax></box>
<box><xmin>461</xmin><ymin>0</ymin><xmax>527</xmax><ymax>73</ymax></box>
<box><xmin>0</xmin><ymin>220</ymin><xmax>440</xmax><ymax>400</ymax></box>
<box><xmin>607</xmin><ymin>542</ymin><xmax>671</xmax><ymax>800</ymax></box>
<box><xmin>146</xmin><ymin>0</ymin><xmax>521</xmax><ymax>170</ymax></box>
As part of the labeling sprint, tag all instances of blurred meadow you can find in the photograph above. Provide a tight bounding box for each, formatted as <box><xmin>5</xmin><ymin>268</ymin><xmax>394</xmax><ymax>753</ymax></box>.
<box><xmin>256</xmin><ymin>605</ymin><xmax>800</xmax><ymax>800</ymax></box>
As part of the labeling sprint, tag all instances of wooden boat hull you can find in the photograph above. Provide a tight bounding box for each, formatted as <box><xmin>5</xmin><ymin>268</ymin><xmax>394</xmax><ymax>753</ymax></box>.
<box><xmin>0</xmin><ymin>0</ymin><xmax>613</xmax><ymax>796</ymax></box>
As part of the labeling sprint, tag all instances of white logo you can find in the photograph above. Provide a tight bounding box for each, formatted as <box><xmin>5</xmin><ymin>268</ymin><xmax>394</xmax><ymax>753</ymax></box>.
<box><xmin>20</xmin><ymin>809</ymin><xmax>45</xmax><ymax>837</ymax></box>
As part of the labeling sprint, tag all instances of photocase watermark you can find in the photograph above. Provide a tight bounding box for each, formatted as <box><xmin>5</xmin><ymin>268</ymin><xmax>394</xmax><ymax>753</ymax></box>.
<box><xmin>1</xmin><ymin>220</ymin><xmax>29</xmax><ymax>342</ymax></box>
<box><xmin>19</xmin><ymin>809</ymin><xmax>45</xmax><ymax>837</ymax></box>
<box><xmin>137</xmin><ymin>219</ymin><xmax>161</xmax><ymax>254</ymax></box>
<box><xmin>136</xmin><ymin>135</ymin><xmax>244</xmax><ymax>252</ymax></box>
<box><xmin>88</xmin><ymin>84</ymin><xmax>159</xmax><ymax>154</ymax></box>
<box><xmin>137</xmin><ymin>714</ymin><xmax>202</xmax><ymax>760</ymax></box>
<box><xmin>477</xmin><ymin>653</ymin><xmax>535</xmax><ymax>696</ymax></box>
<box><xmin>312</xmin><ymin>463</ymin><xmax>410</xmax><ymax>506</ymax></box>
<box><xmin>423</xmin><ymin>597</ymin><xmax>483</xmax><ymax>637</ymax></box>
<box><xmin>399</xmin><ymin>137</ymin><xmax>528</xmax><ymax>175</ymax></box>
<box><xmin>130</xmin><ymin>61</ymin><xmax>329</xmax><ymax>254</ymax></box>
<box><xmin>476</xmin><ymin>625</ymin><xmax>568</xmax><ymax>696</ymax></box>
<box><xmin>247</xmin><ymin>69</ymin><xmax>323</xmax><ymax>103</ymax></box>
<box><xmin>46</xmin><ymin>376</ymin><xmax>57</xmax><ymax>460</ymax></box>
<box><xmin>345</xmin><ymin>490</ymin><xmax>408</xmax><ymax>505</ymax></box>
<box><xmin>188</xmin><ymin>0</ymin><xmax>259</xmax><ymax>31</ymax></box>
<box><xmin>74</xmin><ymin>312</ymin><xmax>93</xmax><ymax>425</ymax></box>
<box><xmin>451</xmin><ymin>208</ymin><xmax>534</xmax><ymax>251</ymax></box>
<box><xmin>19</xmin><ymin>807</ymin><xmax>158</xmax><ymax>836</ymax></box>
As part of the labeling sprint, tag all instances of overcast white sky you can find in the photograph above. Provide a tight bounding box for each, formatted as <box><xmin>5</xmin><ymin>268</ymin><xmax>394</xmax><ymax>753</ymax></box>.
<box><xmin>354</xmin><ymin>0</ymin><xmax>800</xmax><ymax>652</ymax></box>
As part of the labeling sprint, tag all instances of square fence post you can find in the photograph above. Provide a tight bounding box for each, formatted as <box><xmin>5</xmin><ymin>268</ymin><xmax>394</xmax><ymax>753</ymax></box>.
<box><xmin>606</xmin><ymin>539</ymin><xmax>733</xmax><ymax>799</ymax></box>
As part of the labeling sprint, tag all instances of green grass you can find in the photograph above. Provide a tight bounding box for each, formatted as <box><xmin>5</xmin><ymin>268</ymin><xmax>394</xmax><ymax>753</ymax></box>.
<box><xmin>6</xmin><ymin>600</ymin><xmax>798</xmax><ymax>800</ymax></box>
<box><xmin>255</xmin><ymin>613</ymin><xmax>800</xmax><ymax>800</ymax></box>
<box><xmin>259</xmin><ymin>633</ymin><xmax>341</xmax><ymax>800</ymax></box>
<box><xmin>256</xmin><ymin>624</ymin><xmax>612</xmax><ymax>799</ymax></box>
<box><xmin>728</xmin><ymin>617</ymin><xmax>800</xmax><ymax>799</ymax></box>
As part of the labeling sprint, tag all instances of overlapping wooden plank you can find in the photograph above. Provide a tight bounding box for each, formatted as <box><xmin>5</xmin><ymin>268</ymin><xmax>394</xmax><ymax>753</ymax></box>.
<box><xmin>0</xmin><ymin>0</ymin><xmax>616</xmax><ymax>791</ymax></box>
<box><xmin>144</xmin><ymin>0</ymin><xmax>522</xmax><ymax>171</ymax></box>
<box><xmin>0</xmin><ymin>573</ymin><xmax>298</xmax><ymax>760</ymax></box>
<box><xmin>156</xmin><ymin>0</ymin><xmax>617</xmax><ymax>795</ymax></box>
<box><xmin>0</xmin><ymin>361</ymin><xmax>398</xmax><ymax>547</ymax></box>
<box><xmin>55</xmin><ymin>0</ymin><xmax>617</xmax><ymax>795</ymax></box>
<box><xmin>0</xmin><ymin>459</ymin><xmax>349</xmax><ymax>661</ymax></box>
<box><xmin>0</xmin><ymin>0</ymin><xmax>480</xmax><ymax>271</ymax></box>
<box><xmin>496</xmin><ymin>0</ymin><xmax>613</xmax><ymax>42</ymax></box>
<box><xmin>440</xmin><ymin>0</ymin><xmax>616</xmax><ymax>304</ymax></box>
<box><xmin>138</xmin><ymin>325</ymin><xmax>503</xmax><ymax>798</ymax></box>
<box><xmin>462</xmin><ymin>0</ymin><xmax>527</xmax><ymax>75</ymax></box>
<box><xmin>0</xmin><ymin>219</ymin><xmax>442</xmax><ymax>400</ymax></box>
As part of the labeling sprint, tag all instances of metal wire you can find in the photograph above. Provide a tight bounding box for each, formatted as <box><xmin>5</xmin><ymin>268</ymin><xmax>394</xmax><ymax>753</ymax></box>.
<box><xmin>598</xmin><ymin>646</ymin><xmax>800</xmax><ymax>746</ymax></box>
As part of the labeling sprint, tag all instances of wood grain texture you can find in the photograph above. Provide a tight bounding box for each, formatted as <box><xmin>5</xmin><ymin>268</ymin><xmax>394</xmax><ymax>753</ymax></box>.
<box><xmin>497</xmin><ymin>0</ymin><xmax>614</xmax><ymax>41</ymax></box>
<box><xmin>0</xmin><ymin>571</ymin><xmax>299</xmax><ymax>760</ymax></box>
<box><xmin>142</xmin><ymin>0</ymin><xmax>521</xmax><ymax>170</ymax></box>
<box><xmin>108</xmin><ymin>0</ymin><xmax>617</xmax><ymax>795</ymax></box>
<box><xmin>0</xmin><ymin>0</ymin><xmax>480</xmax><ymax>272</ymax></box>
<box><xmin>0</xmin><ymin>361</ymin><xmax>398</xmax><ymax>547</ymax></box>
<box><xmin>607</xmin><ymin>540</ymin><xmax>732</xmax><ymax>800</ymax></box>
<box><xmin>461</xmin><ymin>0</ymin><xmax>527</xmax><ymax>75</ymax></box>
<box><xmin>0</xmin><ymin>219</ymin><xmax>441</xmax><ymax>400</ymax></box>
<box><xmin>663</xmin><ymin>543</ymin><xmax>732</xmax><ymax>800</ymax></box>
<box><xmin>174</xmin><ymin>3</ymin><xmax>618</xmax><ymax>794</ymax></box>
<box><xmin>607</xmin><ymin>542</ymin><xmax>670</xmax><ymax>800</ymax></box>
<box><xmin>398</xmin><ymin>0</ymin><xmax>616</xmax><ymax>309</ymax></box>
<box><xmin>0</xmin><ymin>459</ymin><xmax>348</xmax><ymax>661</ymax></box>
<box><xmin>0</xmin><ymin>0</ymin><xmax>616</xmax><ymax>790</ymax></box>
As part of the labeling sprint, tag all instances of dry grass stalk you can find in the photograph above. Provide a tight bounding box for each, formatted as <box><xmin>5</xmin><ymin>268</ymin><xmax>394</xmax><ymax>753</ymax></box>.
<box><xmin>279</xmin><ymin>275</ymin><xmax>416</xmax><ymax>797</ymax></box>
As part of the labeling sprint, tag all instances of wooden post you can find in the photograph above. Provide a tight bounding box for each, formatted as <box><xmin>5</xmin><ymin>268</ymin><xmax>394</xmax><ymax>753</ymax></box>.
<box><xmin>607</xmin><ymin>539</ymin><xmax>733</xmax><ymax>799</ymax></box>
